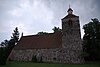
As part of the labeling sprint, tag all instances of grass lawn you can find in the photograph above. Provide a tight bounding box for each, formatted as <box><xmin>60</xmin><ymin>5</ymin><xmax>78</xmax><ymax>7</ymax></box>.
<box><xmin>0</xmin><ymin>61</ymin><xmax>100</xmax><ymax>67</ymax></box>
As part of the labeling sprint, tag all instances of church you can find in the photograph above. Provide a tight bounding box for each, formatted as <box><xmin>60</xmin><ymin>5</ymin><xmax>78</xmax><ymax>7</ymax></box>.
<box><xmin>9</xmin><ymin>7</ymin><xmax>83</xmax><ymax>63</ymax></box>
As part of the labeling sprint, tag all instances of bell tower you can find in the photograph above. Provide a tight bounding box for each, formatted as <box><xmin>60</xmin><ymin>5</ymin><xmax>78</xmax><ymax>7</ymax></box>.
<box><xmin>61</xmin><ymin>7</ymin><xmax>83</xmax><ymax>63</ymax></box>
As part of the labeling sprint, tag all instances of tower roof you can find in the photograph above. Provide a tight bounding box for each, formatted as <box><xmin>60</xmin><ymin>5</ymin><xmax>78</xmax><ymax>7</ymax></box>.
<box><xmin>62</xmin><ymin>6</ymin><xmax>78</xmax><ymax>19</ymax></box>
<box><xmin>67</xmin><ymin>8</ymin><xmax>73</xmax><ymax>12</ymax></box>
<box><xmin>62</xmin><ymin>14</ymin><xmax>78</xmax><ymax>19</ymax></box>
<box><xmin>67</xmin><ymin>7</ymin><xmax>73</xmax><ymax>15</ymax></box>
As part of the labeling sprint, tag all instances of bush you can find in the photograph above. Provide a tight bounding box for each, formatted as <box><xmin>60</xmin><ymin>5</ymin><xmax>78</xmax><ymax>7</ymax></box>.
<box><xmin>0</xmin><ymin>47</ymin><xmax>7</xmax><ymax>65</ymax></box>
<box><xmin>31</xmin><ymin>55</ymin><xmax>37</xmax><ymax>62</ymax></box>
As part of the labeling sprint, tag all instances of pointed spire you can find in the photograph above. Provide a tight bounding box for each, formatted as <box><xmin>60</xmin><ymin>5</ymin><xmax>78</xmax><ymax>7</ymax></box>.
<box><xmin>67</xmin><ymin>5</ymin><xmax>73</xmax><ymax>14</ymax></box>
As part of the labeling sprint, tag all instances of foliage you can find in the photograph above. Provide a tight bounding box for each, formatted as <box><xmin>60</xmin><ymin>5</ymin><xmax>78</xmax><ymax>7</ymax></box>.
<box><xmin>31</xmin><ymin>55</ymin><xmax>37</xmax><ymax>62</ymax></box>
<box><xmin>37</xmin><ymin>31</ymin><xmax>48</xmax><ymax>35</ymax></box>
<box><xmin>0</xmin><ymin>27</ymin><xmax>20</xmax><ymax>65</ymax></box>
<box><xmin>11</xmin><ymin>27</ymin><xmax>19</xmax><ymax>43</ymax></box>
<box><xmin>52</xmin><ymin>26</ymin><xmax>62</xmax><ymax>33</ymax></box>
<box><xmin>31</xmin><ymin>55</ymin><xmax>43</xmax><ymax>63</ymax></box>
<box><xmin>0</xmin><ymin>40</ymin><xmax>9</xmax><ymax>65</ymax></box>
<box><xmin>80</xmin><ymin>52</ymin><xmax>89</xmax><ymax>58</ymax></box>
<box><xmin>0</xmin><ymin>47</ymin><xmax>7</xmax><ymax>65</ymax></box>
<box><xmin>37</xmin><ymin>26</ymin><xmax>62</xmax><ymax>35</ymax></box>
<box><xmin>83</xmin><ymin>18</ymin><xmax>100</xmax><ymax>61</ymax></box>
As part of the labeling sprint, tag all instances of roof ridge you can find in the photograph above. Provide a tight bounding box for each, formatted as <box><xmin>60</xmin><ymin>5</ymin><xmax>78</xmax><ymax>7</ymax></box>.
<box><xmin>22</xmin><ymin>32</ymin><xmax>61</xmax><ymax>37</ymax></box>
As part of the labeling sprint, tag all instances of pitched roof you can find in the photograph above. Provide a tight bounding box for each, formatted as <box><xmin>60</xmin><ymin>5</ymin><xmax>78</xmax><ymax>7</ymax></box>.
<box><xmin>62</xmin><ymin>14</ymin><xmax>78</xmax><ymax>19</ymax></box>
<box><xmin>13</xmin><ymin>32</ymin><xmax>62</xmax><ymax>50</ymax></box>
<box><xmin>67</xmin><ymin>8</ymin><xmax>73</xmax><ymax>12</ymax></box>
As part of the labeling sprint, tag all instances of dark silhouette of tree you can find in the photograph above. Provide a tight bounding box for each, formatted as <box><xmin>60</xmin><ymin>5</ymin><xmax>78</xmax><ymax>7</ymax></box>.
<box><xmin>37</xmin><ymin>31</ymin><xmax>48</xmax><ymax>35</ymax></box>
<box><xmin>7</xmin><ymin>27</ymin><xmax>19</xmax><ymax>59</ymax></box>
<box><xmin>36</xmin><ymin>27</ymin><xmax>61</xmax><ymax>35</ymax></box>
<box><xmin>0</xmin><ymin>27</ymin><xmax>20</xmax><ymax>65</ymax></box>
<box><xmin>83</xmin><ymin>18</ymin><xmax>100</xmax><ymax>61</ymax></box>
<box><xmin>0</xmin><ymin>39</ymin><xmax>9</xmax><ymax>65</ymax></box>
<box><xmin>52</xmin><ymin>26</ymin><xmax>62</xmax><ymax>33</ymax></box>
<box><xmin>11</xmin><ymin>27</ymin><xmax>19</xmax><ymax>43</ymax></box>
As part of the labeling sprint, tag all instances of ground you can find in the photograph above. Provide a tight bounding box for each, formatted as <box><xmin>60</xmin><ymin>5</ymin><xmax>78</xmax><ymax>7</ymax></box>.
<box><xmin>0</xmin><ymin>61</ymin><xmax>100</xmax><ymax>67</ymax></box>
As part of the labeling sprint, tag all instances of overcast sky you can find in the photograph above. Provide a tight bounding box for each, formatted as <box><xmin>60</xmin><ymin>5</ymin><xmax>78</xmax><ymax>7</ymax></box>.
<box><xmin>0</xmin><ymin>0</ymin><xmax>100</xmax><ymax>42</ymax></box>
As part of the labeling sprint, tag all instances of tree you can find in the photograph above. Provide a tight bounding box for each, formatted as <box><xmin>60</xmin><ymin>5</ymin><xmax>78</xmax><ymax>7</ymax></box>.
<box><xmin>0</xmin><ymin>27</ymin><xmax>20</xmax><ymax>65</ymax></box>
<box><xmin>36</xmin><ymin>27</ymin><xmax>61</xmax><ymax>35</ymax></box>
<box><xmin>83</xmin><ymin>18</ymin><xmax>100</xmax><ymax>61</ymax></box>
<box><xmin>37</xmin><ymin>31</ymin><xmax>48</xmax><ymax>35</ymax></box>
<box><xmin>52</xmin><ymin>26</ymin><xmax>62</xmax><ymax>33</ymax></box>
<box><xmin>0</xmin><ymin>39</ymin><xmax>10</xmax><ymax>65</ymax></box>
<box><xmin>6</xmin><ymin>27</ymin><xmax>19</xmax><ymax>56</ymax></box>
<box><xmin>6</xmin><ymin>27</ymin><xmax>20</xmax><ymax>59</ymax></box>
<box><xmin>11</xmin><ymin>27</ymin><xmax>19</xmax><ymax>43</ymax></box>
<box><xmin>0</xmin><ymin>47</ymin><xmax>7</xmax><ymax>65</ymax></box>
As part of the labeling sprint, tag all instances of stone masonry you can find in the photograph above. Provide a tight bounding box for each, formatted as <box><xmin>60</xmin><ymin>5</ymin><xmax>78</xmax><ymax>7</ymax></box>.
<box><xmin>62</xmin><ymin>7</ymin><xmax>83</xmax><ymax>63</ymax></box>
<box><xmin>11</xmin><ymin>48</ymin><xmax>83</xmax><ymax>63</ymax></box>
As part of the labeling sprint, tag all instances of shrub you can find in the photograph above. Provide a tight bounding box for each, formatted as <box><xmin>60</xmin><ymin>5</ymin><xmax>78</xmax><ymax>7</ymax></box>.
<box><xmin>31</xmin><ymin>55</ymin><xmax>37</xmax><ymax>62</ymax></box>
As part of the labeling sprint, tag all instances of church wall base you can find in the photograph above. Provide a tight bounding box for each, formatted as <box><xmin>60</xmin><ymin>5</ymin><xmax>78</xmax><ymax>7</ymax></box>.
<box><xmin>9</xmin><ymin>48</ymin><xmax>84</xmax><ymax>64</ymax></box>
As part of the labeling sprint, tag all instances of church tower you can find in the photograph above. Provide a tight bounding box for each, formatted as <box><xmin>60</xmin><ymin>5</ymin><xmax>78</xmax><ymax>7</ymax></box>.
<box><xmin>61</xmin><ymin>7</ymin><xmax>83</xmax><ymax>63</ymax></box>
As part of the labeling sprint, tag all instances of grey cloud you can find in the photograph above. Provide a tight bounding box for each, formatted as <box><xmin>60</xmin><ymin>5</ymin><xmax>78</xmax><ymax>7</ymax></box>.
<box><xmin>0</xmin><ymin>0</ymin><xmax>100</xmax><ymax>42</ymax></box>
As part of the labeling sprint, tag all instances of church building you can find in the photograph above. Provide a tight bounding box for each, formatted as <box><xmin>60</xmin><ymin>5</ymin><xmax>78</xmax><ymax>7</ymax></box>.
<box><xmin>9</xmin><ymin>7</ymin><xmax>83</xmax><ymax>63</ymax></box>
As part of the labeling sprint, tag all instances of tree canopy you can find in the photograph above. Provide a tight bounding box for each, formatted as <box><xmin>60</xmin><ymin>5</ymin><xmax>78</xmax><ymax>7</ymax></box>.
<box><xmin>0</xmin><ymin>27</ymin><xmax>20</xmax><ymax>65</ymax></box>
<box><xmin>36</xmin><ymin>31</ymin><xmax>48</xmax><ymax>35</ymax></box>
<box><xmin>36</xmin><ymin>26</ymin><xmax>62</xmax><ymax>35</ymax></box>
<box><xmin>52</xmin><ymin>26</ymin><xmax>62</xmax><ymax>33</ymax></box>
<box><xmin>11</xmin><ymin>27</ymin><xmax>19</xmax><ymax>43</ymax></box>
<box><xmin>83</xmin><ymin>18</ymin><xmax>100</xmax><ymax>61</ymax></box>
